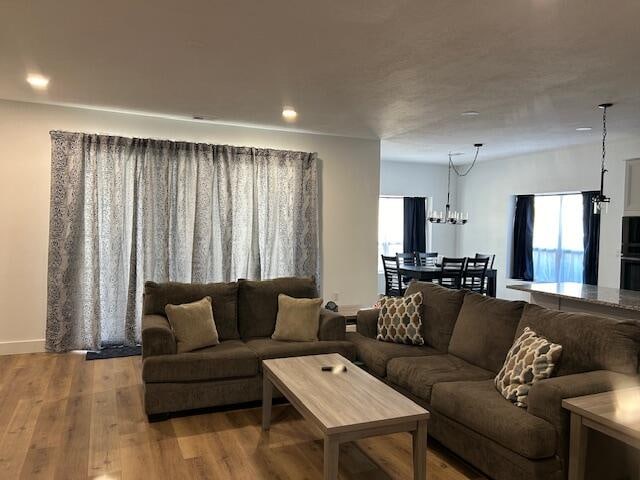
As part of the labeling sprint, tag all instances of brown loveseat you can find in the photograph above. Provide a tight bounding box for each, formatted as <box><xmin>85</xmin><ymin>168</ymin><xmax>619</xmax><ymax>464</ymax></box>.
<box><xmin>141</xmin><ymin>277</ymin><xmax>355</xmax><ymax>416</ymax></box>
<box><xmin>348</xmin><ymin>281</ymin><xmax>640</xmax><ymax>480</ymax></box>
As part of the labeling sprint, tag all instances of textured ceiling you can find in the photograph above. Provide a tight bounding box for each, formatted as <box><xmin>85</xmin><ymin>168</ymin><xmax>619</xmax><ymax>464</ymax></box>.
<box><xmin>1</xmin><ymin>0</ymin><xmax>639</xmax><ymax>163</ymax></box>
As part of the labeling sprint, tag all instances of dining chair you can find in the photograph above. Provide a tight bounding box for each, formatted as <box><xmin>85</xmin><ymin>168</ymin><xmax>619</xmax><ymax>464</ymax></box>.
<box><xmin>475</xmin><ymin>253</ymin><xmax>495</xmax><ymax>269</ymax></box>
<box><xmin>381</xmin><ymin>255</ymin><xmax>405</xmax><ymax>296</ymax></box>
<box><xmin>464</xmin><ymin>257</ymin><xmax>491</xmax><ymax>294</ymax></box>
<box><xmin>439</xmin><ymin>257</ymin><xmax>467</xmax><ymax>289</ymax></box>
<box><xmin>396</xmin><ymin>252</ymin><xmax>416</xmax><ymax>266</ymax></box>
<box><xmin>474</xmin><ymin>253</ymin><xmax>495</xmax><ymax>292</ymax></box>
<box><xmin>417</xmin><ymin>252</ymin><xmax>438</xmax><ymax>267</ymax></box>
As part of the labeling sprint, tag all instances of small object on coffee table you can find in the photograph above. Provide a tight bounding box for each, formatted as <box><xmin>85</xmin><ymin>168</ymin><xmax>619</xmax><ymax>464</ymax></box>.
<box><xmin>321</xmin><ymin>365</ymin><xmax>347</xmax><ymax>373</ymax></box>
<box><xmin>262</xmin><ymin>353</ymin><xmax>429</xmax><ymax>480</ymax></box>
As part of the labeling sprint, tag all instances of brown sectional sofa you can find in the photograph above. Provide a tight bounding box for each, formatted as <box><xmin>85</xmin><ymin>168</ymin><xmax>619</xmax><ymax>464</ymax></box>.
<box><xmin>141</xmin><ymin>277</ymin><xmax>355</xmax><ymax>416</ymax></box>
<box><xmin>347</xmin><ymin>281</ymin><xmax>640</xmax><ymax>480</ymax></box>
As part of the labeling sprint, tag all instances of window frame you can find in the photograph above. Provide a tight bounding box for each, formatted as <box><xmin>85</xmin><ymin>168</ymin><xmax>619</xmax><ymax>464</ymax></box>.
<box><xmin>377</xmin><ymin>196</ymin><xmax>431</xmax><ymax>273</ymax></box>
<box><xmin>531</xmin><ymin>192</ymin><xmax>585</xmax><ymax>284</ymax></box>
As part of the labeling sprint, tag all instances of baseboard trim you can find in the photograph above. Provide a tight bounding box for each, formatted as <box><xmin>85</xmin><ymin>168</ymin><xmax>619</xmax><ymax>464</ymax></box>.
<box><xmin>0</xmin><ymin>339</ymin><xmax>46</xmax><ymax>355</ymax></box>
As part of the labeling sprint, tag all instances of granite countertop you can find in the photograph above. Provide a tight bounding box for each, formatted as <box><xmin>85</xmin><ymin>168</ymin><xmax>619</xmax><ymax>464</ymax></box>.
<box><xmin>507</xmin><ymin>282</ymin><xmax>640</xmax><ymax>312</ymax></box>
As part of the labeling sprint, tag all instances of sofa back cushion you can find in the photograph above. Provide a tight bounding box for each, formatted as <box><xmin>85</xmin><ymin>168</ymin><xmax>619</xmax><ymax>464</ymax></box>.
<box><xmin>516</xmin><ymin>303</ymin><xmax>640</xmax><ymax>376</ymax></box>
<box><xmin>448</xmin><ymin>293</ymin><xmax>526</xmax><ymax>373</ymax></box>
<box><xmin>238</xmin><ymin>277</ymin><xmax>318</xmax><ymax>338</ymax></box>
<box><xmin>143</xmin><ymin>281</ymin><xmax>239</xmax><ymax>340</ymax></box>
<box><xmin>404</xmin><ymin>281</ymin><xmax>465</xmax><ymax>352</ymax></box>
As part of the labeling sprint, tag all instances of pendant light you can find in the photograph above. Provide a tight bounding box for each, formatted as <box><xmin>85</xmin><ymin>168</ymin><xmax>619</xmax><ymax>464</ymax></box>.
<box><xmin>592</xmin><ymin>103</ymin><xmax>613</xmax><ymax>214</ymax></box>
<box><xmin>428</xmin><ymin>143</ymin><xmax>483</xmax><ymax>225</ymax></box>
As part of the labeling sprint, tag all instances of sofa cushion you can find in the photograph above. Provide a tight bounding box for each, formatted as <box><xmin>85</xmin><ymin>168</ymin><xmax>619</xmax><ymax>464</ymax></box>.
<box><xmin>165</xmin><ymin>296</ymin><xmax>220</xmax><ymax>353</ymax></box>
<box><xmin>405</xmin><ymin>282</ymin><xmax>466</xmax><ymax>352</ymax></box>
<box><xmin>495</xmin><ymin>327</ymin><xmax>563</xmax><ymax>407</ymax></box>
<box><xmin>244</xmin><ymin>338</ymin><xmax>355</xmax><ymax>366</ymax></box>
<box><xmin>238</xmin><ymin>277</ymin><xmax>318</xmax><ymax>339</ymax></box>
<box><xmin>448</xmin><ymin>293</ymin><xmax>526</xmax><ymax>373</ymax></box>
<box><xmin>143</xmin><ymin>281</ymin><xmax>239</xmax><ymax>340</ymax></box>
<box><xmin>142</xmin><ymin>340</ymin><xmax>258</xmax><ymax>383</ymax></box>
<box><xmin>272</xmin><ymin>294</ymin><xmax>322</xmax><ymax>342</ymax></box>
<box><xmin>346</xmin><ymin>331</ymin><xmax>440</xmax><ymax>377</ymax></box>
<box><xmin>376</xmin><ymin>292</ymin><xmax>425</xmax><ymax>345</ymax></box>
<box><xmin>387</xmin><ymin>354</ymin><xmax>494</xmax><ymax>403</ymax></box>
<box><xmin>431</xmin><ymin>380</ymin><xmax>557</xmax><ymax>460</ymax></box>
<box><xmin>517</xmin><ymin>303</ymin><xmax>640</xmax><ymax>376</ymax></box>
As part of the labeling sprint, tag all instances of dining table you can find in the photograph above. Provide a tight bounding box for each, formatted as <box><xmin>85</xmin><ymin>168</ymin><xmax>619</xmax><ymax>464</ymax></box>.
<box><xmin>397</xmin><ymin>265</ymin><xmax>498</xmax><ymax>297</ymax></box>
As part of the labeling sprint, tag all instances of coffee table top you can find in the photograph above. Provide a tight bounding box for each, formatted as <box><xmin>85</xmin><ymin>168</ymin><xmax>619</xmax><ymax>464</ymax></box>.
<box><xmin>563</xmin><ymin>387</ymin><xmax>640</xmax><ymax>442</ymax></box>
<box><xmin>262</xmin><ymin>353</ymin><xmax>429</xmax><ymax>435</ymax></box>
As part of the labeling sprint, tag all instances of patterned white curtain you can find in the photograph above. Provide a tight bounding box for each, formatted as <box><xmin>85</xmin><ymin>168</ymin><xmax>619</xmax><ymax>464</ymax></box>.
<box><xmin>46</xmin><ymin>131</ymin><xmax>319</xmax><ymax>352</ymax></box>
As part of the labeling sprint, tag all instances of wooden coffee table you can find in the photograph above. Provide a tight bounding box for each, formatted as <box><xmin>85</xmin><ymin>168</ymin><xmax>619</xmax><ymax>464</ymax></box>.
<box><xmin>563</xmin><ymin>387</ymin><xmax>640</xmax><ymax>480</ymax></box>
<box><xmin>262</xmin><ymin>353</ymin><xmax>430</xmax><ymax>479</ymax></box>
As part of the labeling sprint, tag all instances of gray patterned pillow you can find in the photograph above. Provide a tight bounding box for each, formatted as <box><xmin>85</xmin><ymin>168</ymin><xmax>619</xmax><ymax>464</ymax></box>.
<box><xmin>495</xmin><ymin>327</ymin><xmax>563</xmax><ymax>407</ymax></box>
<box><xmin>376</xmin><ymin>292</ymin><xmax>425</xmax><ymax>345</ymax></box>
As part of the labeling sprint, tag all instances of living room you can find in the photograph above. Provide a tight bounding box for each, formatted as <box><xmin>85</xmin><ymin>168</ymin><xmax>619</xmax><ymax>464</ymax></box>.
<box><xmin>1</xmin><ymin>1</ymin><xmax>640</xmax><ymax>479</ymax></box>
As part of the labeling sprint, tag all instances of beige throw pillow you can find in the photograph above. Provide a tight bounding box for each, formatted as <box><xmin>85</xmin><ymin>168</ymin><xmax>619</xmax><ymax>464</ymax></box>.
<box><xmin>495</xmin><ymin>327</ymin><xmax>563</xmax><ymax>407</ymax></box>
<box><xmin>165</xmin><ymin>296</ymin><xmax>220</xmax><ymax>353</ymax></box>
<box><xmin>376</xmin><ymin>292</ymin><xmax>425</xmax><ymax>345</ymax></box>
<box><xmin>272</xmin><ymin>294</ymin><xmax>322</xmax><ymax>342</ymax></box>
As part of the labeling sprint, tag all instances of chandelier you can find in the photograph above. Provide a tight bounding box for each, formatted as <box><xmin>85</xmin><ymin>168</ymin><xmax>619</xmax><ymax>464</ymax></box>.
<box><xmin>428</xmin><ymin>143</ymin><xmax>483</xmax><ymax>225</ymax></box>
<box><xmin>592</xmin><ymin>103</ymin><xmax>613</xmax><ymax>214</ymax></box>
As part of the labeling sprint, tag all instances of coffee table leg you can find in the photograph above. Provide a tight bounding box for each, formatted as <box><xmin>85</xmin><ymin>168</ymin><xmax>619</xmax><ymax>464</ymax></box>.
<box><xmin>262</xmin><ymin>374</ymin><xmax>273</xmax><ymax>431</ymax></box>
<box><xmin>568</xmin><ymin>413</ymin><xmax>587</xmax><ymax>480</ymax></box>
<box><xmin>324</xmin><ymin>434</ymin><xmax>339</xmax><ymax>480</ymax></box>
<box><xmin>412</xmin><ymin>420</ymin><xmax>428</xmax><ymax>480</ymax></box>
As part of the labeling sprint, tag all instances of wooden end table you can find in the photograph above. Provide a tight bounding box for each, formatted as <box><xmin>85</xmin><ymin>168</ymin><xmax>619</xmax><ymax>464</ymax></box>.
<box><xmin>262</xmin><ymin>353</ymin><xmax>430</xmax><ymax>480</ymax></box>
<box><xmin>563</xmin><ymin>387</ymin><xmax>640</xmax><ymax>480</ymax></box>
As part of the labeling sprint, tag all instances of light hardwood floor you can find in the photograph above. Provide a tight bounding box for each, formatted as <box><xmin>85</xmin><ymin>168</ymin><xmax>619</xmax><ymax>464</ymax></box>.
<box><xmin>0</xmin><ymin>352</ymin><xmax>485</xmax><ymax>480</ymax></box>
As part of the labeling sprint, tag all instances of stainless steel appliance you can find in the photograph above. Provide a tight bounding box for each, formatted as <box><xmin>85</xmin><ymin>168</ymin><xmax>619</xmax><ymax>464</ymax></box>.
<box><xmin>621</xmin><ymin>217</ymin><xmax>640</xmax><ymax>291</ymax></box>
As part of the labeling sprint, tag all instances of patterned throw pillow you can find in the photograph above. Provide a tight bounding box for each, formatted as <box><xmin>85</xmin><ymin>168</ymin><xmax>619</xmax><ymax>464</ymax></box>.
<box><xmin>376</xmin><ymin>292</ymin><xmax>425</xmax><ymax>345</ymax></box>
<box><xmin>495</xmin><ymin>327</ymin><xmax>563</xmax><ymax>407</ymax></box>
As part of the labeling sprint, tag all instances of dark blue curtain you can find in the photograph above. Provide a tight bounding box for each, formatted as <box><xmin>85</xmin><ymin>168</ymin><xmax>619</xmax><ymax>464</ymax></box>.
<box><xmin>512</xmin><ymin>195</ymin><xmax>534</xmax><ymax>281</ymax></box>
<box><xmin>403</xmin><ymin>197</ymin><xmax>426</xmax><ymax>253</ymax></box>
<box><xmin>582</xmin><ymin>191</ymin><xmax>601</xmax><ymax>285</ymax></box>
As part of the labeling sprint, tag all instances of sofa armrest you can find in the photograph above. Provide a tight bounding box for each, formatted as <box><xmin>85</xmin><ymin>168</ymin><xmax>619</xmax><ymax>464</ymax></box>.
<box><xmin>318</xmin><ymin>309</ymin><xmax>346</xmax><ymax>341</ymax></box>
<box><xmin>142</xmin><ymin>314</ymin><xmax>177</xmax><ymax>358</ymax></box>
<box><xmin>356</xmin><ymin>308</ymin><xmax>380</xmax><ymax>339</ymax></box>
<box><xmin>527</xmin><ymin>370</ymin><xmax>639</xmax><ymax>463</ymax></box>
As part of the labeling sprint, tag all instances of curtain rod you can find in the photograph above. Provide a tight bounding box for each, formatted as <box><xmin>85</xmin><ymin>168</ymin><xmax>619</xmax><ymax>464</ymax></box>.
<box><xmin>49</xmin><ymin>130</ymin><xmax>315</xmax><ymax>157</ymax></box>
<box><xmin>521</xmin><ymin>191</ymin><xmax>584</xmax><ymax>197</ymax></box>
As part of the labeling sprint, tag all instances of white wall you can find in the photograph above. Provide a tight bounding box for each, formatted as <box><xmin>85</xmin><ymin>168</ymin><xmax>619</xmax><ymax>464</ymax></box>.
<box><xmin>0</xmin><ymin>100</ymin><xmax>380</xmax><ymax>353</ymax></box>
<box><xmin>457</xmin><ymin>139</ymin><xmax>640</xmax><ymax>299</ymax></box>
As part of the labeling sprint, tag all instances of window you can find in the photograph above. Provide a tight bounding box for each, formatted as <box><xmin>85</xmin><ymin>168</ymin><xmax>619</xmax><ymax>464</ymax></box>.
<box><xmin>378</xmin><ymin>197</ymin><xmax>404</xmax><ymax>272</ymax></box>
<box><xmin>532</xmin><ymin>194</ymin><xmax>584</xmax><ymax>282</ymax></box>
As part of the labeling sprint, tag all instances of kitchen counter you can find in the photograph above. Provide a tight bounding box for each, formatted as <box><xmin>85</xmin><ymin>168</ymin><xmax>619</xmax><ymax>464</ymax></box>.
<box><xmin>507</xmin><ymin>282</ymin><xmax>640</xmax><ymax>320</ymax></box>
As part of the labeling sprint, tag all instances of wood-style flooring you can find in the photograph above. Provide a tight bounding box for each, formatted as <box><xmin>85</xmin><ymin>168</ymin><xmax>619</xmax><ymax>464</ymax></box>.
<box><xmin>0</xmin><ymin>352</ymin><xmax>486</xmax><ymax>479</ymax></box>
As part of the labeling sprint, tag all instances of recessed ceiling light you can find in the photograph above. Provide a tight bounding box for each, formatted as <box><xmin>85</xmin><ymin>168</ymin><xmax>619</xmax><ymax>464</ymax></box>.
<box><xmin>461</xmin><ymin>111</ymin><xmax>480</xmax><ymax>116</ymax></box>
<box><xmin>576</xmin><ymin>127</ymin><xmax>592</xmax><ymax>131</ymax></box>
<box><xmin>282</xmin><ymin>107</ymin><xmax>298</xmax><ymax>121</ymax></box>
<box><xmin>26</xmin><ymin>74</ymin><xmax>50</xmax><ymax>90</ymax></box>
